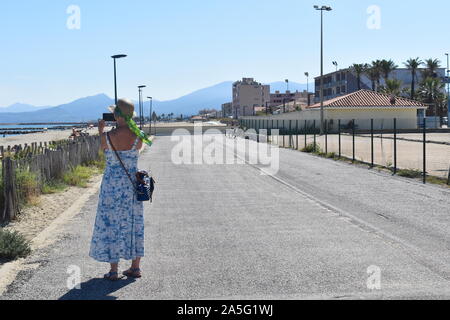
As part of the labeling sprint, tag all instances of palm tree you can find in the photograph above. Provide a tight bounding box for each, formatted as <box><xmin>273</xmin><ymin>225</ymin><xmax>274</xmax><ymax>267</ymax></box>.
<box><xmin>365</xmin><ymin>63</ymin><xmax>381</xmax><ymax>91</ymax></box>
<box><xmin>370</xmin><ymin>60</ymin><xmax>384</xmax><ymax>91</ymax></box>
<box><xmin>381</xmin><ymin>79</ymin><xmax>402</xmax><ymax>96</ymax></box>
<box><xmin>404</xmin><ymin>57</ymin><xmax>423</xmax><ymax>100</ymax></box>
<box><xmin>417</xmin><ymin>77</ymin><xmax>446</xmax><ymax>117</ymax></box>
<box><xmin>422</xmin><ymin>58</ymin><xmax>441</xmax><ymax>78</ymax></box>
<box><xmin>380</xmin><ymin>59</ymin><xmax>398</xmax><ymax>81</ymax></box>
<box><xmin>351</xmin><ymin>63</ymin><xmax>367</xmax><ymax>90</ymax></box>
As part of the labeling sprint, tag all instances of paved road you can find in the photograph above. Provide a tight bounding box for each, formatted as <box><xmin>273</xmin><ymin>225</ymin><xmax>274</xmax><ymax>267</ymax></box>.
<box><xmin>1</xmin><ymin>135</ymin><xmax>450</xmax><ymax>300</ymax></box>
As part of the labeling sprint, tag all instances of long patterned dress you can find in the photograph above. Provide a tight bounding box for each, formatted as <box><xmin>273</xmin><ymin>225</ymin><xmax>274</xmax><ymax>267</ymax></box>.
<box><xmin>89</xmin><ymin>134</ymin><xmax>144</xmax><ymax>263</ymax></box>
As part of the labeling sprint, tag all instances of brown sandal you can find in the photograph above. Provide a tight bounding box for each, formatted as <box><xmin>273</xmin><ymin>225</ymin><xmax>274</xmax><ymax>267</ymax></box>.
<box><xmin>122</xmin><ymin>268</ymin><xmax>142</xmax><ymax>278</ymax></box>
<box><xmin>104</xmin><ymin>271</ymin><xmax>119</xmax><ymax>281</ymax></box>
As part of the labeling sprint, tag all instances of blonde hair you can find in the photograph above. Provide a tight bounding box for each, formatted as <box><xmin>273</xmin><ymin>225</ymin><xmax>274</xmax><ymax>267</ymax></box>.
<box><xmin>114</xmin><ymin>99</ymin><xmax>135</xmax><ymax>118</ymax></box>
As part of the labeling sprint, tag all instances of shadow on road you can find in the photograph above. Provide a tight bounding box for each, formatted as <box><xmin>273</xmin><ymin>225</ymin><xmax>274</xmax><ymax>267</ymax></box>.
<box><xmin>59</xmin><ymin>277</ymin><xmax>136</xmax><ymax>300</ymax></box>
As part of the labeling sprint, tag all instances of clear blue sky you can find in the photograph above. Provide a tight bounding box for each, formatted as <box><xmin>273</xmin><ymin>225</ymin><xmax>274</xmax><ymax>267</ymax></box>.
<box><xmin>0</xmin><ymin>0</ymin><xmax>448</xmax><ymax>106</ymax></box>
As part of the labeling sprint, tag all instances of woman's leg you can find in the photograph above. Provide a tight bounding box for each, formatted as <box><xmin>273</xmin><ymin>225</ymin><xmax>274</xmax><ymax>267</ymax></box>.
<box><xmin>110</xmin><ymin>262</ymin><xmax>119</xmax><ymax>273</ymax></box>
<box><xmin>131</xmin><ymin>257</ymin><xmax>141</xmax><ymax>270</ymax></box>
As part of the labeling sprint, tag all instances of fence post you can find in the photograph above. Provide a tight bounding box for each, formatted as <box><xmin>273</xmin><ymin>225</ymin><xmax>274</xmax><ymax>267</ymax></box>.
<box><xmin>394</xmin><ymin>118</ymin><xmax>397</xmax><ymax>174</ymax></box>
<box><xmin>289</xmin><ymin>120</ymin><xmax>292</xmax><ymax>148</ymax></box>
<box><xmin>423</xmin><ymin>118</ymin><xmax>426</xmax><ymax>184</ymax></box>
<box><xmin>304</xmin><ymin>120</ymin><xmax>307</xmax><ymax>149</ymax></box>
<box><xmin>338</xmin><ymin>119</ymin><xmax>341</xmax><ymax>158</ymax></box>
<box><xmin>371</xmin><ymin>119</ymin><xmax>374</xmax><ymax>168</ymax></box>
<box><xmin>2</xmin><ymin>157</ymin><xmax>18</xmax><ymax>223</ymax></box>
<box><xmin>352</xmin><ymin>119</ymin><xmax>355</xmax><ymax>162</ymax></box>
<box><xmin>325</xmin><ymin>119</ymin><xmax>328</xmax><ymax>154</ymax></box>
<box><xmin>296</xmin><ymin>120</ymin><xmax>299</xmax><ymax>150</ymax></box>
<box><xmin>313</xmin><ymin>120</ymin><xmax>316</xmax><ymax>147</ymax></box>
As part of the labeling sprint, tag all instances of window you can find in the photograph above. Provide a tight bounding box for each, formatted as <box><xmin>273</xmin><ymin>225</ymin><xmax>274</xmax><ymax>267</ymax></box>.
<box><xmin>341</xmin><ymin>85</ymin><xmax>346</xmax><ymax>93</ymax></box>
<box><xmin>336</xmin><ymin>86</ymin><xmax>341</xmax><ymax>94</ymax></box>
<box><xmin>336</xmin><ymin>74</ymin><xmax>341</xmax><ymax>82</ymax></box>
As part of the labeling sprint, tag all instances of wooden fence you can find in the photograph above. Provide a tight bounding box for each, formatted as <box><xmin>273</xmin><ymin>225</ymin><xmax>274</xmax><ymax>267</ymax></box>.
<box><xmin>1</xmin><ymin>136</ymin><xmax>101</xmax><ymax>224</ymax></box>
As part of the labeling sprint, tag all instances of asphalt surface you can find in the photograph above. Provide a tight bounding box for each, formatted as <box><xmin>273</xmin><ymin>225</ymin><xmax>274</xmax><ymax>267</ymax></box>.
<box><xmin>1</xmin><ymin>134</ymin><xmax>450</xmax><ymax>300</ymax></box>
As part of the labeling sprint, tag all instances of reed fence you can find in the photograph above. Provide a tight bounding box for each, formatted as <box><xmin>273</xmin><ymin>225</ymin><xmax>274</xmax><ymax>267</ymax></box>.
<box><xmin>1</xmin><ymin>136</ymin><xmax>101</xmax><ymax>224</ymax></box>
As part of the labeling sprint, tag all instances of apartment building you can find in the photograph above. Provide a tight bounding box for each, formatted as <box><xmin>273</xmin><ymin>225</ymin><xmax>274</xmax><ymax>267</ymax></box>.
<box><xmin>314</xmin><ymin>68</ymin><xmax>446</xmax><ymax>103</ymax></box>
<box><xmin>270</xmin><ymin>90</ymin><xmax>312</xmax><ymax>109</ymax></box>
<box><xmin>232</xmin><ymin>78</ymin><xmax>270</xmax><ymax>118</ymax></box>
<box><xmin>221</xmin><ymin>102</ymin><xmax>233</xmax><ymax>118</ymax></box>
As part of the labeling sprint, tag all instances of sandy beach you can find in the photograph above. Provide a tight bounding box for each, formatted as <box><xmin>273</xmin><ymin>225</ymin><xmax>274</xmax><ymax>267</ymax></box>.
<box><xmin>0</xmin><ymin>128</ymin><xmax>98</xmax><ymax>149</ymax></box>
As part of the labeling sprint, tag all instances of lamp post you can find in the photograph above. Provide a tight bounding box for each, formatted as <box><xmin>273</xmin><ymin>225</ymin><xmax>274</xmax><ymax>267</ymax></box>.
<box><xmin>285</xmin><ymin>79</ymin><xmax>289</xmax><ymax>92</ymax></box>
<box><xmin>147</xmin><ymin>96</ymin><xmax>153</xmax><ymax>135</ymax></box>
<box><xmin>111</xmin><ymin>54</ymin><xmax>127</xmax><ymax>105</ymax></box>
<box><xmin>305</xmin><ymin>72</ymin><xmax>310</xmax><ymax>106</ymax></box>
<box><xmin>446</xmin><ymin>53</ymin><xmax>450</xmax><ymax>123</ymax></box>
<box><xmin>314</xmin><ymin>5</ymin><xmax>332</xmax><ymax>135</ymax></box>
<box><xmin>138</xmin><ymin>85</ymin><xmax>146</xmax><ymax>130</ymax></box>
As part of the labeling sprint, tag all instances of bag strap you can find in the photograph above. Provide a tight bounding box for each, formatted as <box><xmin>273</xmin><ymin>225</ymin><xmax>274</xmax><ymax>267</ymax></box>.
<box><xmin>107</xmin><ymin>132</ymin><xmax>137</xmax><ymax>192</ymax></box>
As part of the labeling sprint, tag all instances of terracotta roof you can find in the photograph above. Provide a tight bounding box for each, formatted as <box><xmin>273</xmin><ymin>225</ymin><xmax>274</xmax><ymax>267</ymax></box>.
<box><xmin>308</xmin><ymin>90</ymin><xmax>427</xmax><ymax>109</ymax></box>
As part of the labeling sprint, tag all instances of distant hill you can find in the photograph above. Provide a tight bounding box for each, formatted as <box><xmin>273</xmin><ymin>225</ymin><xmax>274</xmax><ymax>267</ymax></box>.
<box><xmin>0</xmin><ymin>103</ymin><xmax>49</xmax><ymax>113</ymax></box>
<box><xmin>0</xmin><ymin>81</ymin><xmax>310</xmax><ymax>123</ymax></box>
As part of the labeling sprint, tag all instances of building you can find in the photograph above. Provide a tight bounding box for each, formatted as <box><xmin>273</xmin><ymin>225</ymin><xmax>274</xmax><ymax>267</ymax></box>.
<box><xmin>221</xmin><ymin>102</ymin><xmax>233</xmax><ymax>118</ymax></box>
<box><xmin>240</xmin><ymin>90</ymin><xmax>428</xmax><ymax>131</ymax></box>
<box><xmin>270</xmin><ymin>90</ymin><xmax>314</xmax><ymax>111</ymax></box>
<box><xmin>232</xmin><ymin>78</ymin><xmax>270</xmax><ymax>118</ymax></box>
<box><xmin>314</xmin><ymin>68</ymin><xmax>446</xmax><ymax>103</ymax></box>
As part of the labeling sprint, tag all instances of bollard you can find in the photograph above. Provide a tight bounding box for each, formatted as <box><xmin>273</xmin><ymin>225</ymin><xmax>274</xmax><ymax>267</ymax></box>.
<box><xmin>394</xmin><ymin>118</ymin><xmax>397</xmax><ymax>174</ymax></box>
<box><xmin>371</xmin><ymin>119</ymin><xmax>374</xmax><ymax>168</ymax></box>
<box><xmin>338</xmin><ymin>119</ymin><xmax>341</xmax><ymax>158</ymax></box>
<box><xmin>352</xmin><ymin>119</ymin><xmax>355</xmax><ymax>162</ymax></box>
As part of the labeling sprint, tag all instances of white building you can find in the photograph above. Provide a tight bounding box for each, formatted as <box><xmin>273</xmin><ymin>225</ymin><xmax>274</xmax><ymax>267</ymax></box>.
<box><xmin>232</xmin><ymin>78</ymin><xmax>270</xmax><ymax>118</ymax></box>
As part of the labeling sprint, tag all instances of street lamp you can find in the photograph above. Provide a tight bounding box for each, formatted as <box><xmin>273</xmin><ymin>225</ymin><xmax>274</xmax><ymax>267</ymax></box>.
<box><xmin>446</xmin><ymin>53</ymin><xmax>450</xmax><ymax>122</ymax></box>
<box><xmin>314</xmin><ymin>5</ymin><xmax>333</xmax><ymax>134</ymax></box>
<box><xmin>305</xmin><ymin>72</ymin><xmax>310</xmax><ymax>106</ymax></box>
<box><xmin>111</xmin><ymin>54</ymin><xmax>127</xmax><ymax>105</ymax></box>
<box><xmin>138</xmin><ymin>85</ymin><xmax>146</xmax><ymax>130</ymax></box>
<box><xmin>285</xmin><ymin>79</ymin><xmax>289</xmax><ymax>92</ymax></box>
<box><xmin>147</xmin><ymin>96</ymin><xmax>153</xmax><ymax>135</ymax></box>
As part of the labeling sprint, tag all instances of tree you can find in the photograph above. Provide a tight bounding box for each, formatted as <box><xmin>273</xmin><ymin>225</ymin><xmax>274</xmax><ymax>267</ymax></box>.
<box><xmin>417</xmin><ymin>77</ymin><xmax>446</xmax><ymax>116</ymax></box>
<box><xmin>151</xmin><ymin>111</ymin><xmax>157</xmax><ymax>122</ymax></box>
<box><xmin>351</xmin><ymin>63</ymin><xmax>367</xmax><ymax>90</ymax></box>
<box><xmin>365</xmin><ymin>64</ymin><xmax>381</xmax><ymax>91</ymax></box>
<box><xmin>369</xmin><ymin>60</ymin><xmax>383</xmax><ymax>91</ymax></box>
<box><xmin>380</xmin><ymin>59</ymin><xmax>398</xmax><ymax>81</ymax></box>
<box><xmin>380</xmin><ymin>79</ymin><xmax>402</xmax><ymax>96</ymax></box>
<box><xmin>422</xmin><ymin>58</ymin><xmax>441</xmax><ymax>79</ymax></box>
<box><xmin>404</xmin><ymin>57</ymin><xmax>423</xmax><ymax>100</ymax></box>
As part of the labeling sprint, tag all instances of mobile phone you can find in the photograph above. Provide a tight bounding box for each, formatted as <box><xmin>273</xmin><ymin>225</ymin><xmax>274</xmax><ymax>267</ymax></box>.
<box><xmin>103</xmin><ymin>113</ymin><xmax>116</xmax><ymax>122</ymax></box>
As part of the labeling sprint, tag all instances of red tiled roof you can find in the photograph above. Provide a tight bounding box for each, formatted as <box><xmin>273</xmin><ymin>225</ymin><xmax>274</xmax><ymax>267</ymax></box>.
<box><xmin>308</xmin><ymin>90</ymin><xmax>427</xmax><ymax>109</ymax></box>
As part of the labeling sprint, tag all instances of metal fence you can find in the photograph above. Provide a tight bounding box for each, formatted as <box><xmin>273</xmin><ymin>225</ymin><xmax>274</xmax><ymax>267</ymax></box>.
<box><xmin>239</xmin><ymin>118</ymin><xmax>450</xmax><ymax>184</ymax></box>
<box><xmin>1</xmin><ymin>136</ymin><xmax>101</xmax><ymax>224</ymax></box>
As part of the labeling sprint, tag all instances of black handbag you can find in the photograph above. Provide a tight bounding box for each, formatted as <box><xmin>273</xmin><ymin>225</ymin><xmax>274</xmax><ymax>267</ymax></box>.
<box><xmin>107</xmin><ymin>133</ymin><xmax>155</xmax><ymax>202</ymax></box>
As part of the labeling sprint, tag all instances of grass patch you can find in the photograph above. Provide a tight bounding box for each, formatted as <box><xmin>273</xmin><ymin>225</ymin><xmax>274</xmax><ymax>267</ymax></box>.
<box><xmin>301</xmin><ymin>143</ymin><xmax>321</xmax><ymax>154</ymax></box>
<box><xmin>86</xmin><ymin>151</ymin><xmax>106</xmax><ymax>171</ymax></box>
<box><xmin>63</xmin><ymin>165</ymin><xmax>99</xmax><ymax>188</ymax></box>
<box><xmin>0</xmin><ymin>229</ymin><xmax>31</xmax><ymax>261</ymax></box>
<box><xmin>397</xmin><ymin>169</ymin><xmax>423</xmax><ymax>179</ymax></box>
<box><xmin>41</xmin><ymin>180</ymin><xmax>68</xmax><ymax>194</ymax></box>
<box><xmin>15</xmin><ymin>169</ymin><xmax>39</xmax><ymax>207</ymax></box>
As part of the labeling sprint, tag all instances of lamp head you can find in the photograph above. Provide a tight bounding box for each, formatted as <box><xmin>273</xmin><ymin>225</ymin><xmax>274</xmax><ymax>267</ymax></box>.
<box><xmin>138</xmin><ymin>85</ymin><xmax>146</xmax><ymax>89</ymax></box>
<box><xmin>112</xmin><ymin>54</ymin><xmax>127</xmax><ymax>59</ymax></box>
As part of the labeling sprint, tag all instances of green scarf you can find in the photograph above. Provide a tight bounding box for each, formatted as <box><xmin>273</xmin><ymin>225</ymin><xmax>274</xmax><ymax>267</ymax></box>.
<box><xmin>114</xmin><ymin>107</ymin><xmax>153</xmax><ymax>147</ymax></box>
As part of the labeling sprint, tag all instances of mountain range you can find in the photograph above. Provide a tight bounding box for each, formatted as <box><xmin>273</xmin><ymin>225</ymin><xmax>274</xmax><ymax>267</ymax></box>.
<box><xmin>0</xmin><ymin>81</ymin><xmax>308</xmax><ymax>123</ymax></box>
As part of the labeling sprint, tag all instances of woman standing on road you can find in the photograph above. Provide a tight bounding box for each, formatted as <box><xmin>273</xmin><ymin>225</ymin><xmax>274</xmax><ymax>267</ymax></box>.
<box><xmin>89</xmin><ymin>99</ymin><xmax>146</xmax><ymax>281</ymax></box>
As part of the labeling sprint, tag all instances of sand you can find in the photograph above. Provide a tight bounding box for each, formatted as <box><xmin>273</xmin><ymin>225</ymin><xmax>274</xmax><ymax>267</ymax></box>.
<box><xmin>4</xmin><ymin>174</ymin><xmax>103</xmax><ymax>242</ymax></box>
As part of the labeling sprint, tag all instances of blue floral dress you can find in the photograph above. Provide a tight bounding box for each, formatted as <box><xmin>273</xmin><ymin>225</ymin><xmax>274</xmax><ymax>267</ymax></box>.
<box><xmin>89</xmin><ymin>134</ymin><xmax>144</xmax><ymax>263</ymax></box>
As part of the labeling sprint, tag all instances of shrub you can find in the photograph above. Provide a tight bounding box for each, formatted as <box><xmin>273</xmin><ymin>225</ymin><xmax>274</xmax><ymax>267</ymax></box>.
<box><xmin>63</xmin><ymin>165</ymin><xmax>97</xmax><ymax>188</ymax></box>
<box><xmin>301</xmin><ymin>143</ymin><xmax>321</xmax><ymax>154</ymax></box>
<box><xmin>0</xmin><ymin>229</ymin><xmax>31</xmax><ymax>261</ymax></box>
<box><xmin>15</xmin><ymin>169</ymin><xmax>39</xmax><ymax>206</ymax></box>
<box><xmin>397</xmin><ymin>169</ymin><xmax>423</xmax><ymax>179</ymax></box>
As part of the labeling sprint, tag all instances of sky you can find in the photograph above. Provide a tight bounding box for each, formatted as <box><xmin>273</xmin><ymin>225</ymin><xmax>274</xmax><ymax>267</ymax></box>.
<box><xmin>0</xmin><ymin>0</ymin><xmax>449</xmax><ymax>107</ymax></box>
